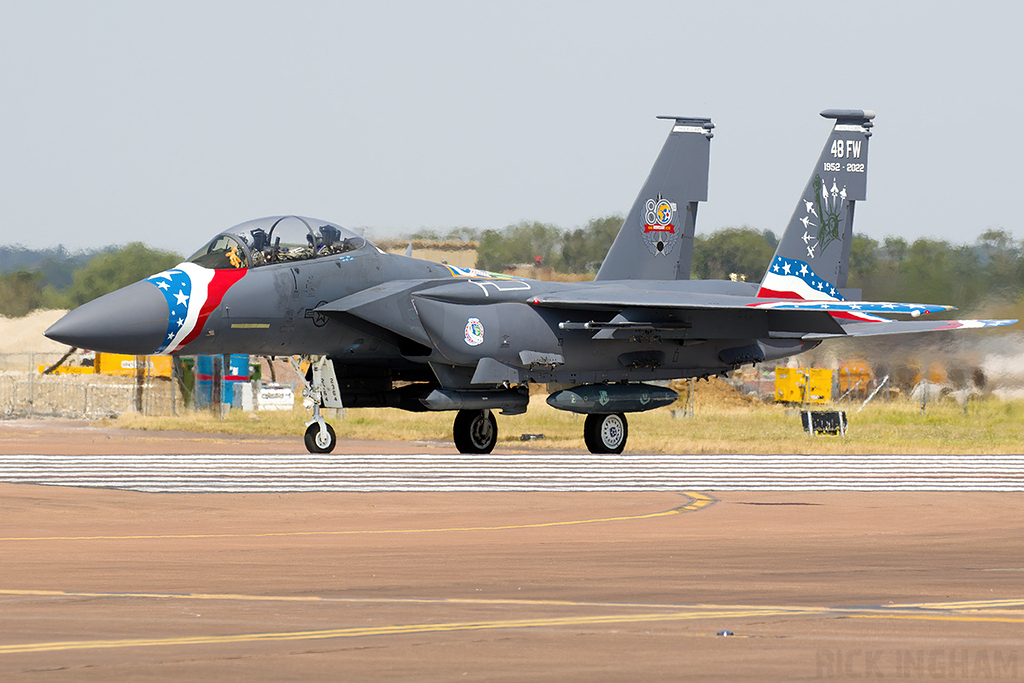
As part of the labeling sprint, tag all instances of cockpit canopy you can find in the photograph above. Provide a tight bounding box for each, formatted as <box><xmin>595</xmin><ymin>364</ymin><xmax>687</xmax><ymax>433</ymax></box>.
<box><xmin>187</xmin><ymin>216</ymin><xmax>368</xmax><ymax>270</ymax></box>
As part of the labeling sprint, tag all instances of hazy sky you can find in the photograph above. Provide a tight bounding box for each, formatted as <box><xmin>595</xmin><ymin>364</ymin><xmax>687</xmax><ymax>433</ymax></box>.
<box><xmin>2</xmin><ymin>1</ymin><xmax>1021</xmax><ymax>254</ymax></box>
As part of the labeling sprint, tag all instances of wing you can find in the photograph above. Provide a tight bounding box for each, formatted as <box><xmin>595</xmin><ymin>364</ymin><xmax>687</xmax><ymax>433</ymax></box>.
<box><xmin>524</xmin><ymin>285</ymin><xmax>1015</xmax><ymax>340</ymax></box>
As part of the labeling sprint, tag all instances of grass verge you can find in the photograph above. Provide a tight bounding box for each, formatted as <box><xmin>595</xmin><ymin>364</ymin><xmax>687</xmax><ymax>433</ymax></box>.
<box><xmin>109</xmin><ymin>394</ymin><xmax>1024</xmax><ymax>455</ymax></box>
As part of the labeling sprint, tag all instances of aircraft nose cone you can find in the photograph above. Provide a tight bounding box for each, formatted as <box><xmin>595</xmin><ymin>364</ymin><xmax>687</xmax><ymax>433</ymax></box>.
<box><xmin>45</xmin><ymin>280</ymin><xmax>169</xmax><ymax>354</ymax></box>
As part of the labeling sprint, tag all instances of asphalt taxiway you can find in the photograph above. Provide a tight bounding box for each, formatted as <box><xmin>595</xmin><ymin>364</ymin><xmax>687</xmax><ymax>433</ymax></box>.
<box><xmin>1</xmin><ymin>420</ymin><xmax>1022</xmax><ymax>681</ymax></box>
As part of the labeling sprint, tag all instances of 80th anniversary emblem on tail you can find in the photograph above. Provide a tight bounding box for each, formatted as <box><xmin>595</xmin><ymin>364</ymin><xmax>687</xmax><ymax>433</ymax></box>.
<box><xmin>641</xmin><ymin>193</ymin><xmax>678</xmax><ymax>256</ymax></box>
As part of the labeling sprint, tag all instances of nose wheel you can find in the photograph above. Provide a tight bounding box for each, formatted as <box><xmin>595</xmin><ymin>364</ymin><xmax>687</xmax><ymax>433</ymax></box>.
<box><xmin>584</xmin><ymin>413</ymin><xmax>628</xmax><ymax>454</ymax></box>
<box><xmin>453</xmin><ymin>409</ymin><xmax>498</xmax><ymax>454</ymax></box>
<box><xmin>304</xmin><ymin>420</ymin><xmax>337</xmax><ymax>453</ymax></box>
<box><xmin>294</xmin><ymin>355</ymin><xmax>341</xmax><ymax>454</ymax></box>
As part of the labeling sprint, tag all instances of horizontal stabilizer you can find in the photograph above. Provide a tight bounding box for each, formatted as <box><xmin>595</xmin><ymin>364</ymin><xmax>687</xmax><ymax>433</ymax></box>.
<box><xmin>745</xmin><ymin>298</ymin><xmax>954</xmax><ymax>323</ymax></box>
<box><xmin>803</xmin><ymin>318</ymin><xmax>1018</xmax><ymax>340</ymax></box>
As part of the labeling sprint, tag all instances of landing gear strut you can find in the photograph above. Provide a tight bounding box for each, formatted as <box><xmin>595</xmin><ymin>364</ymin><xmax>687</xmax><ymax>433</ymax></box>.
<box><xmin>294</xmin><ymin>355</ymin><xmax>340</xmax><ymax>454</ymax></box>
<box><xmin>304</xmin><ymin>409</ymin><xmax>337</xmax><ymax>454</ymax></box>
<box><xmin>453</xmin><ymin>409</ymin><xmax>498</xmax><ymax>454</ymax></box>
<box><xmin>583</xmin><ymin>413</ymin><xmax>628</xmax><ymax>454</ymax></box>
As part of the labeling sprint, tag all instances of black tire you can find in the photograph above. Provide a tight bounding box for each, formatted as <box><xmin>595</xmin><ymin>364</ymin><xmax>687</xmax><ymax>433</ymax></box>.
<box><xmin>453</xmin><ymin>409</ymin><xmax>498</xmax><ymax>454</ymax></box>
<box><xmin>583</xmin><ymin>413</ymin><xmax>628</xmax><ymax>454</ymax></box>
<box><xmin>304</xmin><ymin>422</ymin><xmax>337</xmax><ymax>454</ymax></box>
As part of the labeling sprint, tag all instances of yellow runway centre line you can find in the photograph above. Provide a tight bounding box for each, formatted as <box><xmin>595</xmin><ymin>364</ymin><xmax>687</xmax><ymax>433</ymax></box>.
<box><xmin>0</xmin><ymin>589</ymin><xmax>820</xmax><ymax>612</ymax></box>
<box><xmin>0</xmin><ymin>492</ymin><xmax>715</xmax><ymax>543</ymax></box>
<box><xmin>1</xmin><ymin>592</ymin><xmax>1021</xmax><ymax>656</ymax></box>
<box><xmin>0</xmin><ymin>608</ymin><xmax>817</xmax><ymax>656</ymax></box>
<box><xmin>3</xmin><ymin>589</ymin><xmax>1021</xmax><ymax>615</ymax></box>
<box><xmin>890</xmin><ymin>598</ymin><xmax>1024</xmax><ymax>610</ymax></box>
<box><xmin>854</xmin><ymin>614</ymin><xmax>1024</xmax><ymax>624</ymax></box>
<box><xmin>0</xmin><ymin>589</ymin><xmax>689</xmax><ymax>609</ymax></box>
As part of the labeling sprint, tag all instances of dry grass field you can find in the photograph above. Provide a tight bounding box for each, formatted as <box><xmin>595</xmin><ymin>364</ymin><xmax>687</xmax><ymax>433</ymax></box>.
<box><xmin>110</xmin><ymin>379</ymin><xmax>1024</xmax><ymax>454</ymax></box>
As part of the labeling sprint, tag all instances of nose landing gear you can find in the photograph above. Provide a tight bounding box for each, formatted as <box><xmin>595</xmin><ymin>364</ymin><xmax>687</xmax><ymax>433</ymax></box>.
<box><xmin>304</xmin><ymin>411</ymin><xmax>337</xmax><ymax>453</ymax></box>
<box><xmin>295</xmin><ymin>355</ymin><xmax>341</xmax><ymax>454</ymax></box>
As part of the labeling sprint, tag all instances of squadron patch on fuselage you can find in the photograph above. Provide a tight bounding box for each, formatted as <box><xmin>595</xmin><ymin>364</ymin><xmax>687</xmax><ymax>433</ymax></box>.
<box><xmin>640</xmin><ymin>194</ymin><xmax>678</xmax><ymax>257</ymax></box>
<box><xmin>464</xmin><ymin>317</ymin><xmax>485</xmax><ymax>346</ymax></box>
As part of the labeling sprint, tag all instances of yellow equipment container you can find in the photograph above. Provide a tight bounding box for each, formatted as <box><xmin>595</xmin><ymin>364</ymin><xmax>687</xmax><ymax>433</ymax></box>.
<box><xmin>775</xmin><ymin>367</ymin><xmax>832</xmax><ymax>404</ymax></box>
<box><xmin>838</xmin><ymin>360</ymin><xmax>873</xmax><ymax>399</ymax></box>
<box><xmin>94</xmin><ymin>353</ymin><xmax>173</xmax><ymax>378</ymax></box>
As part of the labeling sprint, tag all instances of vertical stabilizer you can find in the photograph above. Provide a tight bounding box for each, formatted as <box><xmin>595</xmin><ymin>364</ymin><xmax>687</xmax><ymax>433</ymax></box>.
<box><xmin>758</xmin><ymin>109</ymin><xmax>874</xmax><ymax>300</ymax></box>
<box><xmin>595</xmin><ymin>116</ymin><xmax>713</xmax><ymax>281</ymax></box>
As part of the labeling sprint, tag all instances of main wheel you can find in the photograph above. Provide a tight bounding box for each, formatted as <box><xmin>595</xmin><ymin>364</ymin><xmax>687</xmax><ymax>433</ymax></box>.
<box><xmin>304</xmin><ymin>422</ymin><xmax>337</xmax><ymax>454</ymax></box>
<box><xmin>453</xmin><ymin>409</ymin><xmax>498</xmax><ymax>454</ymax></box>
<box><xmin>584</xmin><ymin>413</ymin><xmax>628</xmax><ymax>454</ymax></box>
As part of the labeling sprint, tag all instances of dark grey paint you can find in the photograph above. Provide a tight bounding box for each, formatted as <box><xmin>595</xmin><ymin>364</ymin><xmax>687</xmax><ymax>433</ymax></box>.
<box><xmin>44</xmin><ymin>113</ymin><xmax>1014</xmax><ymax>430</ymax></box>
<box><xmin>45</xmin><ymin>280</ymin><xmax>169</xmax><ymax>355</ymax></box>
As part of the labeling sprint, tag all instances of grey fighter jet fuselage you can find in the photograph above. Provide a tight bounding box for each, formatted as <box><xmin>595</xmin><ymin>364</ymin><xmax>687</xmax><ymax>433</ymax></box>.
<box><xmin>45</xmin><ymin>113</ymin><xmax>1015</xmax><ymax>454</ymax></box>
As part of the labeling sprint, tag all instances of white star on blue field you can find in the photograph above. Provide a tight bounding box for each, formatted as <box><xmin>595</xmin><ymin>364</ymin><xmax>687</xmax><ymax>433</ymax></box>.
<box><xmin>768</xmin><ymin>256</ymin><xmax>842</xmax><ymax>300</ymax></box>
<box><xmin>146</xmin><ymin>269</ymin><xmax>192</xmax><ymax>352</ymax></box>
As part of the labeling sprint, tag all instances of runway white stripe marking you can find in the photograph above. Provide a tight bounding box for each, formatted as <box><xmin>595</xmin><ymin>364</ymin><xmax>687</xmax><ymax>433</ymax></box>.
<box><xmin>1</xmin><ymin>454</ymin><xmax>1023</xmax><ymax>492</ymax></box>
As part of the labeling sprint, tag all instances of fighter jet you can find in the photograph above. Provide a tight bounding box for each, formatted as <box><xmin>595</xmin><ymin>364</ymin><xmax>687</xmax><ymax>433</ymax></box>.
<box><xmin>46</xmin><ymin>110</ymin><xmax>1015</xmax><ymax>454</ymax></box>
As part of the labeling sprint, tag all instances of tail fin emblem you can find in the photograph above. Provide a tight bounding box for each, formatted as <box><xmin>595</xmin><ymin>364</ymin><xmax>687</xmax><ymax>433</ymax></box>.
<box><xmin>641</xmin><ymin>194</ymin><xmax>679</xmax><ymax>255</ymax></box>
<box><xmin>805</xmin><ymin>175</ymin><xmax>848</xmax><ymax>258</ymax></box>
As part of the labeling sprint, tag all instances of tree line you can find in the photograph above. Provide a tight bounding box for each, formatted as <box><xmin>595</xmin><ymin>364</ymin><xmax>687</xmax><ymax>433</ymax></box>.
<box><xmin>0</xmin><ymin>243</ymin><xmax>182</xmax><ymax>317</ymax></box>
<box><xmin>2</xmin><ymin>218</ymin><xmax>1021</xmax><ymax>318</ymax></box>
<box><xmin>417</xmin><ymin>217</ymin><xmax>1024</xmax><ymax>310</ymax></box>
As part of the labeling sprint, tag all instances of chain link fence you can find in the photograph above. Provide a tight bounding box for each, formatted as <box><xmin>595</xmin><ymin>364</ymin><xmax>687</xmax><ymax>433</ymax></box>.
<box><xmin>0</xmin><ymin>352</ymin><xmax>65</xmax><ymax>373</ymax></box>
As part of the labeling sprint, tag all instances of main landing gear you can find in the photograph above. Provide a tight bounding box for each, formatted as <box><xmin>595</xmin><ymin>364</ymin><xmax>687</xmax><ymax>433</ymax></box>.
<box><xmin>453</xmin><ymin>409</ymin><xmax>498</xmax><ymax>454</ymax></box>
<box><xmin>450</xmin><ymin>408</ymin><xmax>629</xmax><ymax>455</ymax></box>
<box><xmin>583</xmin><ymin>413</ymin><xmax>628</xmax><ymax>454</ymax></box>
<box><xmin>293</xmin><ymin>351</ymin><xmax>632</xmax><ymax>455</ymax></box>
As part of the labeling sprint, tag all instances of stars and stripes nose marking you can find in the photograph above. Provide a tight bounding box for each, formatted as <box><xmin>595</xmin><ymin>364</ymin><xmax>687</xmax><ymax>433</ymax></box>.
<box><xmin>146</xmin><ymin>263</ymin><xmax>246</xmax><ymax>353</ymax></box>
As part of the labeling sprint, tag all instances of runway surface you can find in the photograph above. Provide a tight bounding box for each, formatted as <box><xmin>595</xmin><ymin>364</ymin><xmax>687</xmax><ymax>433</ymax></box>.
<box><xmin>1</xmin><ymin>422</ymin><xmax>1022</xmax><ymax>681</ymax></box>
<box><xmin>3</xmin><ymin>483</ymin><xmax>1022</xmax><ymax>682</ymax></box>
<box><xmin>1</xmin><ymin>452</ymin><xmax>1023</xmax><ymax>492</ymax></box>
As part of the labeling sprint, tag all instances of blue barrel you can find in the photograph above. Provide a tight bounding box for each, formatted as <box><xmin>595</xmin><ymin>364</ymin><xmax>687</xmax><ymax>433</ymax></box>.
<box><xmin>194</xmin><ymin>355</ymin><xmax>216</xmax><ymax>408</ymax></box>
<box><xmin>223</xmin><ymin>354</ymin><xmax>250</xmax><ymax>407</ymax></box>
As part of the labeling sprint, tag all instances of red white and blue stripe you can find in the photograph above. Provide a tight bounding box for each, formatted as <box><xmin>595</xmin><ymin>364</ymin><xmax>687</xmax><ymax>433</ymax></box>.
<box><xmin>755</xmin><ymin>255</ymin><xmax>945</xmax><ymax>322</ymax></box>
<box><xmin>758</xmin><ymin>255</ymin><xmax>845</xmax><ymax>301</ymax></box>
<box><xmin>146</xmin><ymin>263</ymin><xmax>246</xmax><ymax>354</ymax></box>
